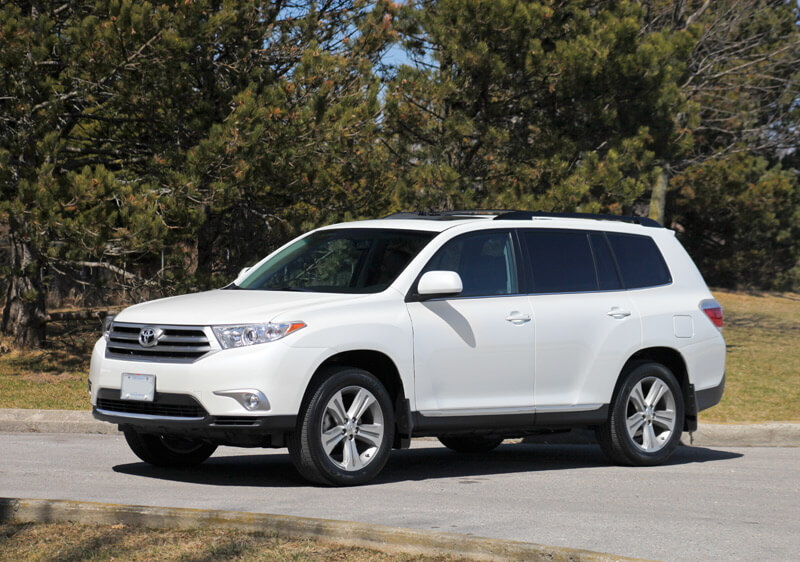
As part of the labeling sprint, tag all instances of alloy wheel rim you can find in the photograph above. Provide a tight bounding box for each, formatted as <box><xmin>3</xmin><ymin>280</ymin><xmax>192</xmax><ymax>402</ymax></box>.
<box><xmin>624</xmin><ymin>376</ymin><xmax>677</xmax><ymax>453</ymax></box>
<box><xmin>320</xmin><ymin>385</ymin><xmax>385</xmax><ymax>471</ymax></box>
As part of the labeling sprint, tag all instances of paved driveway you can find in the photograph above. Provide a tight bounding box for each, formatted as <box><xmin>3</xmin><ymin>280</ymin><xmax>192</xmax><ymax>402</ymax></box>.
<box><xmin>1</xmin><ymin>432</ymin><xmax>797</xmax><ymax>561</ymax></box>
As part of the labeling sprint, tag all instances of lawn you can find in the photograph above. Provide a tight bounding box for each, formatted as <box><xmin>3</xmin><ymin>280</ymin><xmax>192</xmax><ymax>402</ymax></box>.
<box><xmin>704</xmin><ymin>289</ymin><xmax>800</xmax><ymax>422</ymax></box>
<box><xmin>0</xmin><ymin>291</ymin><xmax>797</xmax><ymax>421</ymax></box>
<box><xmin>0</xmin><ymin>522</ymin><xmax>458</xmax><ymax>562</ymax></box>
<box><xmin>0</xmin><ymin>313</ymin><xmax>97</xmax><ymax>410</ymax></box>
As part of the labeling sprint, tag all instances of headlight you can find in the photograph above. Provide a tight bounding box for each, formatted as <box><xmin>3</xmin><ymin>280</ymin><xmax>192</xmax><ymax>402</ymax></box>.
<box><xmin>103</xmin><ymin>314</ymin><xmax>116</xmax><ymax>342</ymax></box>
<box><xmin>212</xmin><ymin>322</ymin><xmax>306</xmax><ymax>349</ymax></box>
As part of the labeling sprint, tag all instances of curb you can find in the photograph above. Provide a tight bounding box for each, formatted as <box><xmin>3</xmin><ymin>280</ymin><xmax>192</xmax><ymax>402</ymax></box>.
<box><xmin>0</xmin><ymin>409</ymin><xmax>117</xmax><ymax>435</ymax></box>
<box><xmin>0</xmin><ymin>409</ymin><xmax>797</xmax><ymax>447</ymax></box>
<box><xmin>0</xmin><ymin>497</ymin><xmax>642</xmax><ymax>562</ymax></box>
<box><xmin>521</xmin><ymin>423</ymin><xmax>800</xmax><ymax>448</ymax></box>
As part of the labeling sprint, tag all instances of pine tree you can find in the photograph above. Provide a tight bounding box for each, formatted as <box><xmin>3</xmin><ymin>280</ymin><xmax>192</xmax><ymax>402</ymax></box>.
<box><xmin>178</xmin><ymin>1</ymin><xmax>398</xmax><ymax>287</ymax></box>
<box><xmin>0</xmin><ymin>1</ymin><xmax>397</xmax><ymax>345</ymax></box>
<box><xmin>385</xmin><ymin>0</ymin><xmax>697</xmax><ymax>213</ymax></box>
<box><xmin>640</xmin><ymin>1</ymin><xmax>800</xmax><ymax>221</ymax></box>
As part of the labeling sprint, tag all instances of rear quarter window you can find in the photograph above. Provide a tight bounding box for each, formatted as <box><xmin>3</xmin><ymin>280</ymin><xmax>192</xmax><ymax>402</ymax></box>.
<box><xmin>607</xmin><ymin>233</ymin><xmax>671</xmax><ymax>289</ymax></box>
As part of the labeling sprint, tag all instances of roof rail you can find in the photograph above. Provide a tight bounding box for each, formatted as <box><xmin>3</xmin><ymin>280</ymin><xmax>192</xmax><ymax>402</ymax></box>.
<box><xmin>382</xmin><ymin>210</ymin><xmax>511</xmax><ymax>220</ymax></box>
<box><xmin>493</xmin><ymin>211</ymin><xmax>663</xmax><ymax>228</ymax></box>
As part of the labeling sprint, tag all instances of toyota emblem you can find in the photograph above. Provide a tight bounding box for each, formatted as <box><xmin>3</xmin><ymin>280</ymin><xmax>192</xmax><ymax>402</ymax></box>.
<box><xmin>138</xmin><ymin>327</ymin><xmax>161</xmax><ymax>348</ymax></box>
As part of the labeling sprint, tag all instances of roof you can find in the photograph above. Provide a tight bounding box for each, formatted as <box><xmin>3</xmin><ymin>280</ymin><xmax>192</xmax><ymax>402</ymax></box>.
<box><xmin>382</xmin><ymin>210</ymin><xmax>661</xmax><ymax>228</ymax></box>
<box><xmin>320</xmin><ymin>210</ymin><xmax>663</xmax><ymax>234</ymax></box>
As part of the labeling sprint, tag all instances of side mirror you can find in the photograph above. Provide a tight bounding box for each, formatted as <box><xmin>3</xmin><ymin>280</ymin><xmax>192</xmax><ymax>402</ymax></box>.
<box><xmin>234</xmin><ymin>266</ymin><xmax>251</xmax><ymax>284</ymax></box>
<box><xmin>417</xmin><ymin>270</ymin><xmax>463</xmax><ymax>299</ymax></box>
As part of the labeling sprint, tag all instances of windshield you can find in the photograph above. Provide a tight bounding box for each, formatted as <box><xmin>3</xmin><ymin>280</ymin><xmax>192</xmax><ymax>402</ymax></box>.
<box><xmin>236</xmin><ymin>228</ymin><xmax>435</xmax><ymax>294</ymax></box>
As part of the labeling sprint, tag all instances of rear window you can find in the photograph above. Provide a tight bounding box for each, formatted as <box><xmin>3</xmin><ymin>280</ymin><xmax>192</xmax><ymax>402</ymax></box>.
<box><xmin>606</xmin><ymin>233</ymin><xmax>671</xmax><ymax>289</ymax></box>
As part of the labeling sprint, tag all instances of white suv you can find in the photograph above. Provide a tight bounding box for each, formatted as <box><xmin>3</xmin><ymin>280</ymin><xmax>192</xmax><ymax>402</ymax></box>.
<box><xmin>89</xmin><ymin>211</ymin><xmax>726</xmax><ymax>485</ymax></box>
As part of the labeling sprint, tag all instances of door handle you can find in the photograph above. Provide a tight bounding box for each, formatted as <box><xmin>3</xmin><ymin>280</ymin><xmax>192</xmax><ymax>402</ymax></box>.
<box><xmin>505</xmin><ymin>311</ymin><xmax>531</xmax><ymax>324</ymax></box>
<box><xmin>607</xmin><ymin>307</ymin><xmax>631</xmax><ymax>319</ymax></box>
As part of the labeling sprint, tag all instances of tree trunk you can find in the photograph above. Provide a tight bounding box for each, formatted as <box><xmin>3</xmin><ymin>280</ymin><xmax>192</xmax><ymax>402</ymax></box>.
<box><xmin>1</xmin><ymin>231</ymin><xmax>47</xmax><ymax>347</ymax></box>
<box><xmin>648</xmin><ymin>168</ymin><xmax>669</xmax><ymax>226</ymax></box>
<box><xmin>195</xmin><ymin>205</ymin><xmax>219</xmax><ymax>286</ymax></box>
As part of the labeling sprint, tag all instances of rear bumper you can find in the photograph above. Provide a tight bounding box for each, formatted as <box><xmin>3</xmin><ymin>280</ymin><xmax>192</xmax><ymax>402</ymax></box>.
<box><xmin>696</xmin><ymin>373</ymin><xmax>725</xmax><ymax>412</ymax></box>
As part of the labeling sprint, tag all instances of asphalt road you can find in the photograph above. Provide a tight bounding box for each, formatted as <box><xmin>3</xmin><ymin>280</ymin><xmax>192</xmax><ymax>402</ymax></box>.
<box><xmin>1</xmin><ymin>432</ymin><xmax>797</xmax><ymax>561</ymax></box>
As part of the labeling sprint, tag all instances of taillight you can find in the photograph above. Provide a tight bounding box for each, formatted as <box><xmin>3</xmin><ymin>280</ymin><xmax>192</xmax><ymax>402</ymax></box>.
<box><xmin>700</xmin><ymin>299</ymin><xmax>723</xmax><ymax>331</ymax></box>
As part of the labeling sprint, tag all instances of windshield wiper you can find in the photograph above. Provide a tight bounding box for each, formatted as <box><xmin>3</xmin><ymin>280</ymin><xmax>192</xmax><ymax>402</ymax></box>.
<box><xmin>266</xmin><ymin>286</ymin><xmax>314</xmax><ymax>292</ymax></box>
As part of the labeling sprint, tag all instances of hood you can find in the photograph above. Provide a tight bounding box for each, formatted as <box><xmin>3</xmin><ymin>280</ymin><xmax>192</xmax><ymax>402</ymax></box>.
<box><xmin>115</xmin><ymin>289</ymin><xmax>362</xmax><ymax>325</ymax></box>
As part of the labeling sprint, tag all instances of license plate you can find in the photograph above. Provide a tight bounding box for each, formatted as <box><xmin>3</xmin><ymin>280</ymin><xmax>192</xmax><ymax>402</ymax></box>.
<box><xmin>120</xmin><ymin>373</ymin><xmax>155</xmax><ymax>402</ymax></box>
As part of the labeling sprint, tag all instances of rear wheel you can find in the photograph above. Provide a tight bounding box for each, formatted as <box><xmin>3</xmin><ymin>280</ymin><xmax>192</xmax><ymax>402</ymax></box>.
<box><xmin>123</xmin><ymin>429</ymin><xmax>217</xmax><ymax>467</ymax></box>
<box><xmin>288</xmin><ymin>367</ymin><xmax>394</xmax><ymax>486</ymax></box>
<box><xmin>596</xmin><ymin>362</ymin><xmax>684</xmax><ymax>466</ymax></box>
<box><xmin>438</xmin><ymin>435</ymin><xmax>504</xmax><ymax>453</ymax></box>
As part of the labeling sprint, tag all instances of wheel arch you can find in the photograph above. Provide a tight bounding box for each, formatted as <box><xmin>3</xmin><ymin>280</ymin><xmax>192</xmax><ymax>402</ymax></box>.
<box><xmin>302</xmin><ymin>349</ymin><xmax>410</xmax><ymax>447</ymax></box>
<box><xmin>617</xmin><ymin>347</ymin><xmax>696</xmax><ymax>431</ymax></box>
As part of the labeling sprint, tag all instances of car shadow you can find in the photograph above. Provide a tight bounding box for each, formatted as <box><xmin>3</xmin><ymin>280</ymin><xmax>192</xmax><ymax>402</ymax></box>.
<box><xmin>112</xmin><ymin>442</ymin><xmax>743</xmax><ymax>488</ymax></box>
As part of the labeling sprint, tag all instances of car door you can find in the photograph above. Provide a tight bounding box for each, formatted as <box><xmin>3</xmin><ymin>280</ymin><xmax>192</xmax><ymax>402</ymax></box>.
<box><xmin>407</xmin><ymin>230</ymin><xmax>535</xmax><ymax>415</ymax></box>
<box><xmin>518</xmin><ymin>229</ymin><xmax>643</xmax><ymax>412</ymax></box>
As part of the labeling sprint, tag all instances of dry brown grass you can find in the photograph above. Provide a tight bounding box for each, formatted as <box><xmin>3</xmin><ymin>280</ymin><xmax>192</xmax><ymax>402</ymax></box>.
<box><xmin>702</xmin><ymin>289</ymin><xmax>800</xmax><ymax>422</ymax></box>
<box><xmin>0</xmin><ymin>312</ymin><xmax>97</xmax><ymax>410</ymax></box>
<box><xmin>0</xmin><ymin>522</ymin><xmax>461</xmax><ymax>562</ymax></box>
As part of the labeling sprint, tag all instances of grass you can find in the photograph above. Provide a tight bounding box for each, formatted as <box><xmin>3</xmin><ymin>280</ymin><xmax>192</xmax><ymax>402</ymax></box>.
<box><xmin>0</xmin><ymin>313</ymin><xmax>96</xmax><ymax>410</ymax></box>
<box><xmin>703</xmin><ymin>289</ymin><xmax>800</xmax><ymax>422</ymax></box>
<box><xmin>0</xmin><ymin>292</ymin><xmax>798</xmax><ymax>421</ymax></box>
<box><xmin>0</xmin><ymin>522</ymin><xmax>460</xmax><ymax>561</ymax></box>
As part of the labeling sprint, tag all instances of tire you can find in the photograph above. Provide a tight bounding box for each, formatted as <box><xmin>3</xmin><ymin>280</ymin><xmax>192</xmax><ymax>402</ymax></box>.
<box><xmin>123</xmin><ymin>429</ymin><xmax>217</xmax><ymax>467</ymax></box>
<box><xmin>287</xmin><ymin>367</ymin><xmax>395</xmax><ymax>486</ymax></box>
<box><xmin>438</xmin><ymin>435</ymin><xmax>504</xmax><ymax>453</ymax></box>
<box><xmin>596</xmin><ymin>362</ymin><xmax>685</xmax><ymax>466</ymax></box>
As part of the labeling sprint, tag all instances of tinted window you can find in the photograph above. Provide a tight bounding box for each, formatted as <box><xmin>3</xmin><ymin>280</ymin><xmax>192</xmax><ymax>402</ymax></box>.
<box><xmin>238</xmin><ymin>229</ymin><xmax>434</xmax><ymax>293</ymax></box>
<box><xmin>607</xmin><ymin>233</ymin><xmax>671</xmax><ymax>288</ymax></box>
<box><xmin>424</xmin><ymin>231</ymin><xmax>518</xmax><ymax>297</ymax></box>
<box><xmin>590</xmin><ymin>233</ymin><xmax>622</xmax><ymax>290</ymax></box>
<box><xmin>522</xmin><ymin>230</ymin><xmax>597</xmax><ymax>293</ymax></box>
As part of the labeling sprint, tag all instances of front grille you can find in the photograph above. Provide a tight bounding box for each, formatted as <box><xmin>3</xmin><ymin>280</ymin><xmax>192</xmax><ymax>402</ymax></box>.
<box><xmin>105</xmin><ymin>322</ymin><xmax>213</xmax><ymax>362</ymax></box>
<box><xmin>97</xmin><ymin>389</ymin><xmax>207</xmax><ymax>418</ymax></box>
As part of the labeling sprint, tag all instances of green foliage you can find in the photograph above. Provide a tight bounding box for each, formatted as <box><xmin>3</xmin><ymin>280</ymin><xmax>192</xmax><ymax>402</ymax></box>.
<box><xmin>0</xmin><ymin>1</ymin><xmax>398</xmax><ymax>341</ymax></box>
<box><xmin>671</xmin><ymin>153</ymin><xmax>800</xmax><ymax>290</ymax></box>
<box><xmin>1</xmin><ymin>0</ymin><xmax>799</xmax><ymax>346</ymax></box>
<box><xmin>180</xmin><ymin>4</ymin><xmax>398</xmax><ymax>286</ymax></box>
<box><xmin>385</xmin><ymin>0</ymin><xmax>698</xmax><ymax>212</ymax></box>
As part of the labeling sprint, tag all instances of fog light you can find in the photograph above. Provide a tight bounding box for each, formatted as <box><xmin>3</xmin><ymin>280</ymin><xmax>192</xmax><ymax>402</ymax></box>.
<box><xmin>213</xmin><ymin>389</ymin><xmax>270</xmax><ymax>412</ymax></box>
<box><xmin>245</xmin><ymin>393</ymin><xmax>260</xmax><ymax>410</ymax></box>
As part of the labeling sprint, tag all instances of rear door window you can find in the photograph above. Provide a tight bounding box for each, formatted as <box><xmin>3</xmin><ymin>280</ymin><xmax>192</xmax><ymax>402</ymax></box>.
<box><xmin>520</xmin><ymin>230</ymin><xmax>597</xmax><ymax>293</ymax></box>
<box><xmin>606</xmin><ymin>233</ymin><xmax>671</xmax><ymax>288</ymax></box>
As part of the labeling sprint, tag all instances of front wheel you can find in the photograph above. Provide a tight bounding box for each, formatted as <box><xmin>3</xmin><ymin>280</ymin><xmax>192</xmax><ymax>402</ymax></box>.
<box><xmin>123</xmin><ymin>429</ymin><xmax>217</xmax><ymax>467</ymax></box>
<box><xmin>288</xmin><ymin>367</ymin><xmax>394</xmax><ymax>486</ymax></box>
<box><xmin>596</xmin><ymin>362</ymin><xmax>684</xmax><ymax>466</ymax></box>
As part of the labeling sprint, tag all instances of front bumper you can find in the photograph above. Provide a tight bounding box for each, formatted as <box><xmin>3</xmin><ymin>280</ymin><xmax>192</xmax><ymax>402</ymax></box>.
<box><xmin>89</xmin><ymin>337</ymin><xmax>328</xmax><ymax>418</ymax></box>
<box><xmin>92</xmin><ymin>387</ymin><xmax>296</xmax><ymax>447</ymax></box>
